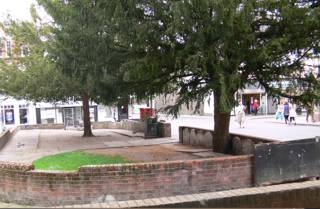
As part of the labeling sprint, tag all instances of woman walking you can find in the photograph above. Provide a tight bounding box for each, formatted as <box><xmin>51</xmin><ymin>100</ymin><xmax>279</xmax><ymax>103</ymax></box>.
<box><xmin>289</xmin><ymin>103</ymin><xmax>297</xmax><ymax>125</ymax></box>
<box><xmin>283</xmin><ymin>102</ymin><xmax>290</xmax><ymax>124</ymax></box>
<box><xmin>236</xmin><ymin>100</ymin><xmax>246</xmax><ymax>128</ymax></box>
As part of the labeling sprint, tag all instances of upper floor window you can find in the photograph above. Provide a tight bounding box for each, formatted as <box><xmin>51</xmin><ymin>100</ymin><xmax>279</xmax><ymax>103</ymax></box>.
<box><xmin>21</xmin><ymin>45</ymin><xmax>29</xmax><ymax>57</ymax></box>
<box><xmin>6</xmin><ymin>40</ymin><xmax>11</xmax><ymax>55</ymax></box>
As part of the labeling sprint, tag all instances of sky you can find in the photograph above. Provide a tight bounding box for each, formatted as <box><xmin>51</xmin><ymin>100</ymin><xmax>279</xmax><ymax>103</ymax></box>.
<box><xmin>0</xmin><ymin>0</ymin><xmax>36</xmax><ymax>21</ymax></box>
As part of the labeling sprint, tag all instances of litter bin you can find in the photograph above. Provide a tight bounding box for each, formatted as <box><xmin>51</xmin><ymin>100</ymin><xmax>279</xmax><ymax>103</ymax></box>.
<box><xmin>296</xmin><ymin>107</ymin><xmax>302</xmax><ymax>115</ymax></box>
<box><xmin>144</xmin><ymin>117</ymin><xmax>159</xmax><ymax>139</ymax></box>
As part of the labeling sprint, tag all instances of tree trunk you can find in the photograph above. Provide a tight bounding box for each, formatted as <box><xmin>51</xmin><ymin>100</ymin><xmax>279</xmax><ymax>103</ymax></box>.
<box><xmin>82</xmin><ymin>92</ymin><xmax>94</xmax><ymax>137</ymax></box>
<box><xmin>213</xmin><ymin>94</ymin><xmax>231</xmax><ymax>153</ymax></box>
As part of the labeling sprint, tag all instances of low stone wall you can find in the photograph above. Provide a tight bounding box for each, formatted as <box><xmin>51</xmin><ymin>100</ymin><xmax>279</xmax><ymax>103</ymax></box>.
<box><xmin>0</xmin><ymin>127</ymin><xmax>20</xmax><ymax>150</ymax></box>
<box><xmin>0</xmin><ymin>130</ymin><xmax>11</xmax><ymax>150</ymax></box>
<box><xmin>19</xmin><ymin>124</ymin><xmax>64</xmax><ymax>130</ymax></box>
<box><xmin>93</xmin><ymin>120</ymin><xmax>171</xmax><ymax>137</ymax></box>
<box><xmin>179</xmin><ymin>126</ymin><xmax>277</xmax><ymax>155</ymax></box>
<box><xmin>0</xmin><ymin>155</ymin><xmax>253</xmax><ymax>206</ymax></box>
<box><xmin>92</xmin><ymin>120</ymin><xmax>145</xmax><ymax>133</ymax></box>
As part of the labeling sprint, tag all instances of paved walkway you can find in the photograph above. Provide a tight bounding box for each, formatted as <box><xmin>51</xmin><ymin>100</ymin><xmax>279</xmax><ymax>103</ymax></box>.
<box><xmin>160</xmin><ymin>114</ymin><xmax>320</xmax><ymax>141</ymax></box>
<box><xmin>0</xmin><ymin>129</ymin><xmax>177</xmax><ymax>163</ymax></box>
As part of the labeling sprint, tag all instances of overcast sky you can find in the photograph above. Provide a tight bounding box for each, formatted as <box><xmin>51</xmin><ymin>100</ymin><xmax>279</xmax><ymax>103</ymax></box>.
<box><xmin>0</xmin><ymin>0</ymin><xmax>36</xmax><ymax>21</ymax></box>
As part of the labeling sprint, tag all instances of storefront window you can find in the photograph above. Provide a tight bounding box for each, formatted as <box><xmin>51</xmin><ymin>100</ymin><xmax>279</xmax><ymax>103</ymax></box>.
<box><xmin>4</xmin><ymin>105</ymin><xmax>14</xmax><ymax>125</ymax></box>
<box><xmin>19</xmin><ymin>109</ymin><xmax>28</xmax><ymax>124</ymax></box>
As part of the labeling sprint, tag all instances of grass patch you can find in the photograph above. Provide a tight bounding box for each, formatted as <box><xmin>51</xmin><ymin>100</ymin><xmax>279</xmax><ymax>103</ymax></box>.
<box><xmin>33</xmin><ymin>150</ymin><xmax>133</xmax><ymax>171</ymax></box>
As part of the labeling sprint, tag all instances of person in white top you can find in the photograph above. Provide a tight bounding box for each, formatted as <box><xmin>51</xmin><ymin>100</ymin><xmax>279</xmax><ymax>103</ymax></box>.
<box><xmin>289</xmin><ymin>103</ymin><xmax>297</xmax><ymax>125</ymax></box>
<box><xmin>235</xmin><ymin>100</ymin><xmax>246</xmax><ymax>128</ymax></box>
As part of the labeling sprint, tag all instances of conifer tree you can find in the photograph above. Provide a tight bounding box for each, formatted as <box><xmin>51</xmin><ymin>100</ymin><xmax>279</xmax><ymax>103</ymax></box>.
<box><xmin>116</xmin><ymin>0</ymin><xmax>320</xmax><ymax>152</ymax></box>
<box><xmin>36</xmin><ymin>0</ymin><xmax>124</xmax><ymax>136</ymax></box>
<box><xmin>0</xmin><ymin>2</ymin><xmax>123</xmax><ymax>137</ymax></box>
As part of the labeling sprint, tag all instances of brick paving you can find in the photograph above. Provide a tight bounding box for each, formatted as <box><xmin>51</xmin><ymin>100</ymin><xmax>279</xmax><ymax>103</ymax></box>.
<box><xmin>42</xmin><ymin>179</ymin><xmax>319</xmax><ymax>208</ymax></box>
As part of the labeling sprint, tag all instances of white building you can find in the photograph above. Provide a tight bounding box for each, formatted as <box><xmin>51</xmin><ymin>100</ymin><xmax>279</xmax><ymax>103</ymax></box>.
<box><xmin>0</xmin><ymin>95</ymin><xmax>148</xmax><ymax>131</ymax></box>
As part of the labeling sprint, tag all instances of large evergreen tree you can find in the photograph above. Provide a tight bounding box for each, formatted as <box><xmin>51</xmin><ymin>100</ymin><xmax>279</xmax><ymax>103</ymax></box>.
<box><xmin>36</xmin><ymin>0</ymin><xmax>124</xmax><ymax>136</ymax></box>
<box><xmin>0</xmin><ymin>3</ymin><xmax>122</xmax><ymax>137</ymax></box>
<box><xmin>115</xmin><ymin>0</ymin><xmax>320</xmax><ymax>152</ymax></box>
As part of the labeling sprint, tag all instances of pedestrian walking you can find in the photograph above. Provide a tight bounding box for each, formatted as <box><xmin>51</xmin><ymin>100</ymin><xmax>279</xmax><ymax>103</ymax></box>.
<box><xmin>283</xmin><ymin>102</ymin><xmax>290</xmax><ymax>124</ymax></box>
<box><xmin>253</xmin><ymin>98</ymin><xmax>259</xmax><ymax>115</ymax></box>
<box><xmin>306</xmin><ymin>102</ymin><xmax>315</xmax><ymax>123</ymax></box>
<box><xmin>289</xmin><ymin>103</ymin><xmax>297</xmax><ymax>125</ymax></box>
<box><xmin>275</xmin><ymin>102</ymin><xmax>284</xmax><ymax>120</ymax></box>
<box><xmin>236</xmin><ymin>100</ymin><xmax>246</xmax><ymax>128</ymax></box>
<box><xmin>112</xmin><ymin>106</ymin><xmax>117</xmax><ymax>122</ymax></box>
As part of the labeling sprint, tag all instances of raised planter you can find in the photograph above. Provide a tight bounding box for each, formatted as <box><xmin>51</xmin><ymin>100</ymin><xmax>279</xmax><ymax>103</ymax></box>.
<box><xmin>0</xmin><ymin>155</ymin><xmax>253</xmax><ymax>206</ymax></box>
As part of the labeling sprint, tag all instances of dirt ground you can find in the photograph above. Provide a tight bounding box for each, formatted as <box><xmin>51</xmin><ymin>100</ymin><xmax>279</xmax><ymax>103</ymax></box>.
<box><xmin>85</xmin><ymin>143</ymin><xmax>228</xmax><ymax>162</ymax></box>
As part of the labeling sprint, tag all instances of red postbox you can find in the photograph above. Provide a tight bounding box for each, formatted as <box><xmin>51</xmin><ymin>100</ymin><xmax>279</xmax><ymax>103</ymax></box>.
<box><xmin>140</xmin><ymin>108</ymin><xmax>155</xmax><ymax>120</ymax></box>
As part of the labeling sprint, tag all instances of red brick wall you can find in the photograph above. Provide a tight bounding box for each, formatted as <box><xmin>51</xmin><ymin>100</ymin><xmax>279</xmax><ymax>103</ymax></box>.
<box><xmin>0</xmin><ymin>156</ymin><xmax>253</xmax><ymax>206</ymax></box>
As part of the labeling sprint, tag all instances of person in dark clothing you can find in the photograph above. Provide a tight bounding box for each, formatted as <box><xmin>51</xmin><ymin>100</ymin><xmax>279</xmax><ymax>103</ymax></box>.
<box><xmin>306</xmin><ymin>102</ymin><xmax>315</xmax><ymax>123</ymax></box>
<box><xmin>283</xmin><ymin>102</ymin><xmax>289</xmax><ymax>124</ymax></box>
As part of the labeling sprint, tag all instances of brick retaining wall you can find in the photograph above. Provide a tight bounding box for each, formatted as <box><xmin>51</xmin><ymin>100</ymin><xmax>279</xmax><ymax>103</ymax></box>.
<box><xmin>0</xmin><ymin>155</ymin><xmax>253</xmax><ymax>206</ymax></box>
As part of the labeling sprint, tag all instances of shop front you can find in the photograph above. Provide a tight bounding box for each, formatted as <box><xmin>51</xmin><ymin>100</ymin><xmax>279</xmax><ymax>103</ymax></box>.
<box><xmin>237</xmin><ymin>84</ymin><xmax>277</xmax><ymax>115</ymax></box>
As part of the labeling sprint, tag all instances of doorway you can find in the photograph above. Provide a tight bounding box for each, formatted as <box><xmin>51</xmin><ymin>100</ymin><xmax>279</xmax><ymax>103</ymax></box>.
<box><xmin>242</xmin><ymin>94</ymin><xmax>260</xmax><ymax>114</ymax></box>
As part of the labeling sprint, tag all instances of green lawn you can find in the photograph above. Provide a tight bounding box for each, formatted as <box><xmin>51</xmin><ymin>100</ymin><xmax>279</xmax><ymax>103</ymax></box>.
<box><xmin>33</xmin><ymin>150</ymin><xmax>133</xmax><ymax>171</ymax></box>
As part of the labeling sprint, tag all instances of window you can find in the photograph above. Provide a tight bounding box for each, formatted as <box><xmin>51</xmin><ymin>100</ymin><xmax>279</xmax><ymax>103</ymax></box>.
<box><xmin>4</xmin><ymin>109</ymin><xmax>14</xmax><ymax>125</ymax></box>
<box><xmin>19</xmin><ymin>109</ymin><xmax>28</xmax><ymax>124</ymax></box>
<box><xmin>21</xmin><ymin>45</ymin><xmax>29</xmax><ymax>57</ymax></box>
<box><xmin>6</xmin><ymin>40</ymin><xmax>11</xmax><ymax>55</ymax></box>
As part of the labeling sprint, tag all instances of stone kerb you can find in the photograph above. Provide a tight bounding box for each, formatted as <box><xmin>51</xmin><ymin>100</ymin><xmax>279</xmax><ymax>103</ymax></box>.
<box><xmin>0</xmin><ymin>155</ymin><xmax>253</xmax><ymax>206</ymax></box>
<box><xmin>19</xmin><ymin>124</ymin><xmax>64</xmax><ymax>130</ymax></box>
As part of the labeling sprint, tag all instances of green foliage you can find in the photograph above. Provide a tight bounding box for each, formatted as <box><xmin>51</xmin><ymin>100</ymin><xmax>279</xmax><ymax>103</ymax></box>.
<box><xmin>0</xmin><ymin>17</ymin><xmax>80</xmax><ymax>102</ymax></box>
<box><xmin>37</xmin><ymin>0</ymin><xmax>126</xmax><ymax>105</ymax></box>
<box><xmin>33</xmin><ymin>150</ymin><xmax>133</xmax><ymax>171</ymax></box>
<box><xmin>114</xmin><ymin>0</ymin><xmax>320</xmax><ymax>115</ymax></box>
